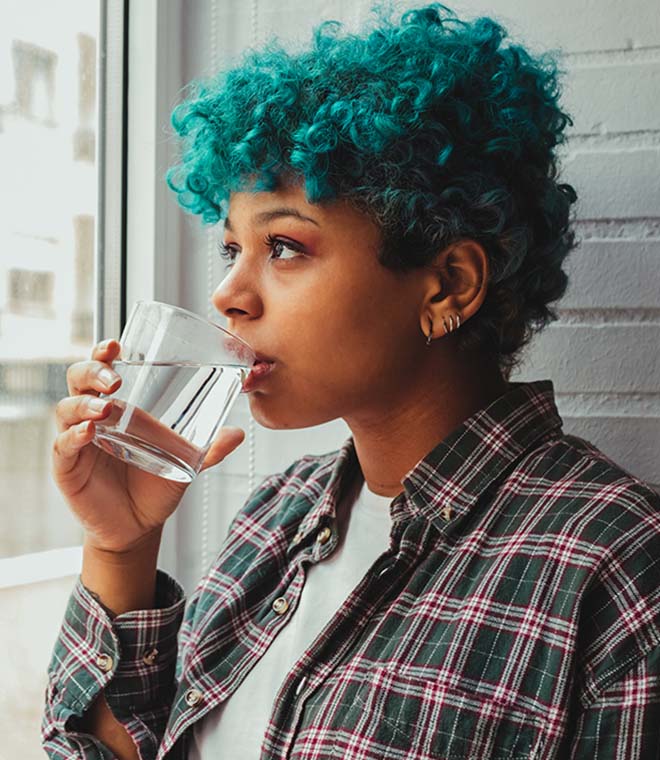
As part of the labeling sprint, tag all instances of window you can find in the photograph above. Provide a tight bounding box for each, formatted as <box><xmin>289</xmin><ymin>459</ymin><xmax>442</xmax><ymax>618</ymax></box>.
<box><xmin>7</xmin><ymin>267</ymin><xmax>55</xmax><ymax>317</ymax></box>
<box><xmin>74</xmin><ymin>34</ymin><xmax>96</xmax><ymax>161</ymax></box>
<box><xmin>0</xmin><ymin>2</ymin><xmax>108</xmax><ymax>757</ymax></box>
<box><xmin>72</xmin><ymin>215</ymin><xmax>95</xmax><ymax>342</ymax></box>
<box><xmin>11</xmin><ymin>39</ymin><xmax>57</xmax><ymax>125</ymax></box>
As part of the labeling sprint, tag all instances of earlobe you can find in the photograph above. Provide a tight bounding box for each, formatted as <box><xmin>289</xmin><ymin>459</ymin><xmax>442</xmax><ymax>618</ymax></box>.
<box><xmin>422</xmin><ymin>311</ymin><xmax>462</xmax><ymax>345</ymax></box>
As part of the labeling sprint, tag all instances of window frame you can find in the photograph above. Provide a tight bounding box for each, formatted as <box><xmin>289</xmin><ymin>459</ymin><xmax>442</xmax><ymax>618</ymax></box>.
<box><xmin>123</xmin><ymin>0</ymin><xmax>184</xmax><ymax>574</ymax></box>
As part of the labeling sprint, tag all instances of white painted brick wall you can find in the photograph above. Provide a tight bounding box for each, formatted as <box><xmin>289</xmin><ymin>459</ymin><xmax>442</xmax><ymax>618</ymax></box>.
<box><xmin>495</xmin><ymin>2</ymin><xmax>660</xmax><ymax>493</ymax></box>
<box><xmin>171</xmin><ymin>0</ymin><xmax>660</xmax><ymax>589</ymax></box>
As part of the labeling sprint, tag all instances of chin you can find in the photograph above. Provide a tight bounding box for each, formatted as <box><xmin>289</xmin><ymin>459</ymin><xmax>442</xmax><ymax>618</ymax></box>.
<box><xmin>246</xmin><ymin>392</ymin><xmax>340</xmax><ymax>431</ymax></box>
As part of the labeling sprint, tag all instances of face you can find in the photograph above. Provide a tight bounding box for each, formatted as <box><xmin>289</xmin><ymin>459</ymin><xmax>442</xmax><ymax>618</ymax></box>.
<box><xmin>212</xmin><ymin>180</ymin><xmax>430</xmax><ymax>430</ymax></box>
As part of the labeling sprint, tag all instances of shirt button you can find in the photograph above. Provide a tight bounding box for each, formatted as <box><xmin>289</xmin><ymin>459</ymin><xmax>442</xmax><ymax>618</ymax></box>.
<box><xmin>377</xmin><ymin>562</ymin><xmax>392</xmax><ymax>577</ymax></box>
<box><xmin>96</xmin><ymin>653</ymin><xmax>114</xmax><ymax>673</ymax></box>
<box><xmin>184</xmin><ymin>688</ymin><xmax>203</xmax><ymax>707</ymax></box>
<box><xmin>292</xmin><ymin>531</ymin><xmax>304</xmax><ymax>545</ymax></box>
<box><xmin>440</xmin><ymin>506</ymin><xmax>454</xmax><ymax>521</ymax></box>
<box><xmin>316</xmin><ymin>526</ymin><xmax>332</xmax><ymax>545</ymax></box>
<box><xmin>272</xmin><ymin>596</ymin><xmax>290</xmax><ymax>615</ymax></box>
<box><xmin>142</xmin><ymin>648</ymin><xmax>159</xmax><ymax>665</ymax></box>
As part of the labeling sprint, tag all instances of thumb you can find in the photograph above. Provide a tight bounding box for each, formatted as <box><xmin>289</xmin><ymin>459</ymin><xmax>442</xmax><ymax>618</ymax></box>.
<box><xmin>200</xmin><ymin>427</ymin><xmax>246</xmax><ymax>472</ymax></box>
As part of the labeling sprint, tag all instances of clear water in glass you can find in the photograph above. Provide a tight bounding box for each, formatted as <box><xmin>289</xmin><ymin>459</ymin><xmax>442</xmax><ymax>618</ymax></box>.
<box><xmin>93</xmin><ymin>359</ymin><xmax>249</xmax><ymax>482</ymax></box>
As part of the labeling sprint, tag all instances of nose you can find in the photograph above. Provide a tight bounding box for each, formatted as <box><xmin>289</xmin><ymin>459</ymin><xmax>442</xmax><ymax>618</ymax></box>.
<box><xmin>211</xmin><ymin>268</ymin><xmax>262</xmax><ymax>323</ymax></box>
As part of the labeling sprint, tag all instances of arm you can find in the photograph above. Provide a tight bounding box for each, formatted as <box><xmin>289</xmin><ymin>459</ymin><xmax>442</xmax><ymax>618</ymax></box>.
<box><xmin>41</xmin><ymin>532</ymin><xmax>186</xmax><ymax>759</ymax></box>
<box><xmin>76</xmin><ymin>531</ymin><xmax>162</xmax><ymax>758</ymax></box>
<box><xmin>568</xmin><ymin>647</ymin><xmax>660</xmax><ymax>759</ymax></box>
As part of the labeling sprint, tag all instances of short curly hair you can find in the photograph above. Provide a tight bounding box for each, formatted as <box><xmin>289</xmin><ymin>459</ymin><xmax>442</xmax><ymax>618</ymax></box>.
<box><xmin>166</xmin><ymin>2</ymin><xmax>578</xmax><ymax>379</ymax></box>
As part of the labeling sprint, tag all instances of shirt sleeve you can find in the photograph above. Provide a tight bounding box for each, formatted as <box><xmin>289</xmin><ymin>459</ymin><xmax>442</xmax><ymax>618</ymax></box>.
<box><xmin>41</xmin><ymin>569</ymin><xmax>186</xmax><ymax>759</ymax></box>
<box><xmin>568</xmin><ymin>646</ymin><xmax>660</xmax><ymax>759</ymax></box>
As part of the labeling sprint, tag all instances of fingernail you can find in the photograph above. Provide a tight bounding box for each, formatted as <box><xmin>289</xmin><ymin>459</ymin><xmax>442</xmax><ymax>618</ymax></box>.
<box><xmin>89</xmin><ymin>398</ymin><xmax>110</xmax><ymax>413</ymax></box>
<box><xmin>99</xmin><ymin>368</ymin><xmax>119</xmax><ymax>387</ymax></box>
<box><xmin>99</xmin><ymin>339</ymin><xmax>113</xmax><ymax>350</ymax></box>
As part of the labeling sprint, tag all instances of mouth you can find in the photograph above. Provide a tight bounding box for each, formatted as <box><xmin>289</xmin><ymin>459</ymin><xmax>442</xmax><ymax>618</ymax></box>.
<box><xmin>254</xmin><ymin>351</ymin><xmax>276</xmax><ymax>364</ymax></box>
<box><xmin>241</xmin><ymin>360</ymin><xmax>276</xmax><ymax>393</ymax></box>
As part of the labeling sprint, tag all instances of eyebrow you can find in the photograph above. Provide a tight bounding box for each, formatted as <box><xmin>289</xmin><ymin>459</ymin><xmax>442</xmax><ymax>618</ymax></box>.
<box><xmin>224</xmin><ymin>207</ymin><xmax>320</xmax><ymax>233</ymax></box>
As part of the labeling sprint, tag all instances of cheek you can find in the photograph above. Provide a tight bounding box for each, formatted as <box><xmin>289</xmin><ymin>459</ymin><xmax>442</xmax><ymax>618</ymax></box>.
<box><xmin>273</xmin><ymin>269</ymin><xmax>415</xmax><ymax>396</ymax></box>
<box><xmin>292</xmin><ymin>305</ymin><xmax>404</xmax><ymax>398</ymax></box>
<box><xmin>284</xmin><ymin>276</ymin><xmax>367</xmax><ymax>349</ymax></box>
<box><xmin>246</xmin><ymin>305</ymin><xmax>415</xmax><ymax>429</ymax></box>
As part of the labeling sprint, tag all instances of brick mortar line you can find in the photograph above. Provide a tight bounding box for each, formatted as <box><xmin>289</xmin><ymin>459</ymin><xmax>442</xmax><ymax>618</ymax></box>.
<box><xmin>566</xmin><ymin>45</ymin><xmax>660</xmax><ymax>67</ymax></box>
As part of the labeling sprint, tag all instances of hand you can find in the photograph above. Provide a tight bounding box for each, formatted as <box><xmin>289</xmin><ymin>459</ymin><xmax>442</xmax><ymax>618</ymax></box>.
<box><xmin>51</xmin><ymin>339</ymin><xmax>245</xmax><ymax>553</ymax></box>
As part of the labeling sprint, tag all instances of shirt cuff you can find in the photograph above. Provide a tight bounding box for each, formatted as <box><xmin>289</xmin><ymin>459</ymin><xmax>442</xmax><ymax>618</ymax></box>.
<box><xmin>45</xmin><ymin>569</ymin><xmax>186</xmax><ymax>730</ymax></box>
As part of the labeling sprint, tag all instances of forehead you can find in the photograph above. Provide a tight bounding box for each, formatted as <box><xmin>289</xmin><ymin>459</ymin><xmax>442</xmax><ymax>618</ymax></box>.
<box><xmin>225</xmin><ymin>182</ymin><xmax>380</xmax><ymax>239</ymax></box>
<box><xmin>226</xmin><ymin>179</ymin><xmax>319</xmax><ymax>216</ymax></box>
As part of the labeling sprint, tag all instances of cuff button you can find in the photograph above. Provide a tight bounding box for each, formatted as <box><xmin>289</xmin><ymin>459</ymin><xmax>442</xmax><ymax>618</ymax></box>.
<box><xmin>96</xmin><ymin>653</ymin><xmax>114</xmax><ymax>673</ymax></box>
<box><xmin>142</xmin><ymin>648</ymin><xmax>159</xmax><ymax>665</ymax></box>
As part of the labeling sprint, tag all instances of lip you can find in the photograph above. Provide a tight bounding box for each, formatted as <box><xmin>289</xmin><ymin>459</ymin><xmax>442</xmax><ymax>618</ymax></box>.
<box><xmin>253</xmin><ymin>351</ymin><xmax>276</xmax><ymax>363</ymax></box>
<box><xmin>222</xmin><ymin>334</ymin><xmax>275</xmax><ymax>366</ymax></box>
<box><xmin>241</xmin><ymin>361</ymin><xmax>276</xmax><ymax>393</ymax></box>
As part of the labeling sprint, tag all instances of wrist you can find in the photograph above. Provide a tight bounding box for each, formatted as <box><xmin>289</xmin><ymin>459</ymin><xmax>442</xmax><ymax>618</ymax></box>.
<box><xmin>81</xmin><ymin>528</ymin><xmax>163</xmax><ymax>615</ymax></box>
<box><xmin>84</xmin><ymin>525</ymin><xmax>164</xmax><ymax>558</ymax></box>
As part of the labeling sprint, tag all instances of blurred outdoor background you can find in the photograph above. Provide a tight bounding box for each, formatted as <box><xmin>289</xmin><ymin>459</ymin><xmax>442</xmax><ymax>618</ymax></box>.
<box><xmin>0</xmin><ymin>2</ymin><xmax>96</xmax><ymax>756</ymax></box>
<box><xmin>0</xmin><ymin>2</ymin><xmax>94</xmax><ymax>558</ymax></box>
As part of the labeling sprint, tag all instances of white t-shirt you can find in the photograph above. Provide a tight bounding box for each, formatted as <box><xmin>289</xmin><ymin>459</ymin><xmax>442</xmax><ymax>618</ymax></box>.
<box><xmin>189</xmin><ymin>472</ymin><xmax>394</xmax><ymax>759</ymax></box>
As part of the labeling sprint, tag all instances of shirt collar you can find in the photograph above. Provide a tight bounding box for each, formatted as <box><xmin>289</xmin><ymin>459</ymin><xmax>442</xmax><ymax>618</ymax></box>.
<box><xmin>292</xmin><ymin>379</ymin><xmax>563</xmax><ymax>538</ymax></box>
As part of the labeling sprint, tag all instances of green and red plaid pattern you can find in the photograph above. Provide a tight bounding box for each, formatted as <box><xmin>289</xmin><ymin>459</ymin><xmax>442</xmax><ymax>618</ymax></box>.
<box><xmin>43</xmin><ymin>380</ymin><xmax>660</xmax><ymax>759</ymax></box>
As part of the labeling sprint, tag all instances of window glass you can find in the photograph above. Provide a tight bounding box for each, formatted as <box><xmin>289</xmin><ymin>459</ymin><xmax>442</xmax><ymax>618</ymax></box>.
<box><xmin>0</xmin><ymin>1</ymin><xmax>100</xmax><ymax>559</ymax></box>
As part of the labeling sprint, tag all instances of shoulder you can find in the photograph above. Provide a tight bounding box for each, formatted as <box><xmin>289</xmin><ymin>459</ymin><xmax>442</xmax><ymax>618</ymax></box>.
<box><xmin>518</xmin><ymin>431</ymin><xmax>659</xmax><ymax>587</ymax></box>
<box><xmin>524</xmin><ymin>433</ymin><xmax>660</xmax><ymax>701</ymax></box>
<box><xmin>520</xmin><ymin>431</ymin><xmax>660</xmax><ymax>526</ymax></box>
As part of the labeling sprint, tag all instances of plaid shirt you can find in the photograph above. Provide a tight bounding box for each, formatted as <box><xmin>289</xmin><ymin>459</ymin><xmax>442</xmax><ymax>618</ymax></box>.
<box><xmin>43</xmin><ymin>379</ymin><xmax>660</xmax><ymax>759</ymax></box>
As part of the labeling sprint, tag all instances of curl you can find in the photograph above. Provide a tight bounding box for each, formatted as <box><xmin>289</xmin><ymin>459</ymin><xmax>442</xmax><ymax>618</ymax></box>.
<box><xmin>166</xmin><ymin>2</ymin><xmax>578</xmax><ymax>376</ymax></box>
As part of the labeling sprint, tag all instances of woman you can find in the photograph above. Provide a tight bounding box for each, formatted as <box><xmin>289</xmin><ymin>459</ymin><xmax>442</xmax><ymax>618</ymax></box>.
<box><xmin>43</xmin><ymin>4</ymin><xmax>659</xmax><ymax>759</ymax></box>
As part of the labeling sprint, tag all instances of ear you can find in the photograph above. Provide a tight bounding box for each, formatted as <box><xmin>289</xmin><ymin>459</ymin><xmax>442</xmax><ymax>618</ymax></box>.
<box><xmin>420</xmin><ymin>239</ymin><xmax>489</xmax><ymax>341</ymax></box>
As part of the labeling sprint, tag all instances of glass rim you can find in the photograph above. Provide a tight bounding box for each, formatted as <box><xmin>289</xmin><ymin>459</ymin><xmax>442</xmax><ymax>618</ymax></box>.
<box><xmin>133</xmin><ymin>300</ymin><xmax>256</xmax><ymax>359</ymax></box>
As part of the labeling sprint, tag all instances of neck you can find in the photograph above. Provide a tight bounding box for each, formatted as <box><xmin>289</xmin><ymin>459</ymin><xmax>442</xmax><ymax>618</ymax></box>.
<box><xmin>344</xmin><ymin>352</ymin><xmax>509</xmax><ymax>497</ymax></box>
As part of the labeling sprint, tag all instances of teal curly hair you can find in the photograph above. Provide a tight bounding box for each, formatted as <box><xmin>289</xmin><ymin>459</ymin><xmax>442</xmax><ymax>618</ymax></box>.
<box><xmin>166</xmin><ymin>2</ymin><xmax>578</xmax><ymax>378</ymax></box>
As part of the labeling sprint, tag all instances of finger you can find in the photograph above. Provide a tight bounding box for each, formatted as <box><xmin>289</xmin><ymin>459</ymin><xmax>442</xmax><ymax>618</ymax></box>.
<box><xmin>199</xmin><ymin>427</ymin><xmax>245</xmax><ymax>473</ymax></box>
<box><xmin>92</xmin><ymin>338</ymin><xmax>121</xmax><ymax>361</ymax></box>
<box><xmin>52</xmin><ymin>419</ymin><xmax>97</xmax><ymax>477</ymax></box>
<box><xmin>66</xmin><ymin>358</ymin><xmax>122</xmax><ymax>397</ymax></box>
<box><xmin>55</xmin><ymin>394</ymin><xmax>114</xmax><ymax>434</ymax></box>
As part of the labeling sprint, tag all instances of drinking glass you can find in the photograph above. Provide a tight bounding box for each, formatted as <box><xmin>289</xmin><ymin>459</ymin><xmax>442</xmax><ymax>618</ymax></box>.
<box><xmin>92</xmin><ymin>300</ymin><xmax>255</xmax><ymax>482</ymax></box>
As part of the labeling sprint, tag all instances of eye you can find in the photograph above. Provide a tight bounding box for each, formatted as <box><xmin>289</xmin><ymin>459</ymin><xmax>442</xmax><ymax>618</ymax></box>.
<box><xmin>217</xmin><ymin>234</ymin><xmax>305</xmax><ymax>268</ymax></box>
<box><xmin>217</xmin><ymin>241</ymin><xmax>238</xmax><ymax>266</ymax></box>
<box><xmin>264</xmin><ymin>233</ymin><xmax>304</xmax><ymax>262</ymax></box>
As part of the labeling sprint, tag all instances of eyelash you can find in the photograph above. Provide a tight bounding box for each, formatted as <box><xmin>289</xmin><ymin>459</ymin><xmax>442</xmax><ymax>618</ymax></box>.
<box><xmin>217</xmin><ymin>233</ymin><xmax>305</xmax><ymax>268</ymax></box>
